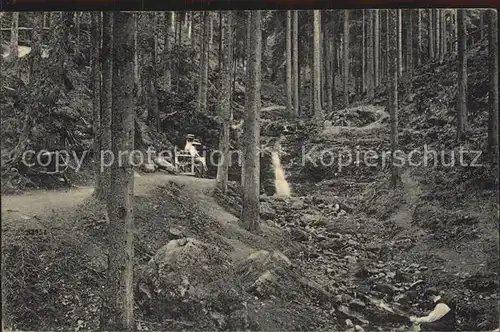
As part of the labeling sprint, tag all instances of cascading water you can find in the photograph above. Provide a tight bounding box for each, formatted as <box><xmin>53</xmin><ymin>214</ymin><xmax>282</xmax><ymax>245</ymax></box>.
<box><xmin>271</xmin><ymin>151</ymin><xmax>291</xmax><ymax>197</ymax></box>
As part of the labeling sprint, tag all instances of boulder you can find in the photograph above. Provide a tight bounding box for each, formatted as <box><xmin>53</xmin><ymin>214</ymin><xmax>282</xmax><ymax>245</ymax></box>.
<box><xmin>143</xmin><ymin>238</ymin><xmax>231</xmax><ymax>300</ymax></box>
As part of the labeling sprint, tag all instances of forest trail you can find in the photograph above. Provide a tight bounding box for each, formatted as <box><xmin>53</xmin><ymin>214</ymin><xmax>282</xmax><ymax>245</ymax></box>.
<box><xmin>0</xmin><ymin>173</ymin><xmax>217</xmax><ymax>230</ymax></box>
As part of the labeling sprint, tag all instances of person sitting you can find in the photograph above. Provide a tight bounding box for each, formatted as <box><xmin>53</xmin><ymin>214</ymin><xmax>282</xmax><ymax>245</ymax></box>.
<box><xmin>410</xmin><ymin>288</ymin><xmax>456</xmax><ymax>331</ymax></box>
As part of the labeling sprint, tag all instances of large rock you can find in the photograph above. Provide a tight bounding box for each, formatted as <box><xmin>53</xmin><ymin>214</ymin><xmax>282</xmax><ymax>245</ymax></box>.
<box><xmin>142</xmin><ymin>238</ymin><xmax>231</xmax><ymax>301</ymax></box>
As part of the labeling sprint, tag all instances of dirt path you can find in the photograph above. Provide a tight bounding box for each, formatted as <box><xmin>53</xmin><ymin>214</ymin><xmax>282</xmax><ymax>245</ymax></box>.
<box><xmin>0</xmin><ymin>173</ymin><xmax>209</xmax><ymax>230</ymax></box>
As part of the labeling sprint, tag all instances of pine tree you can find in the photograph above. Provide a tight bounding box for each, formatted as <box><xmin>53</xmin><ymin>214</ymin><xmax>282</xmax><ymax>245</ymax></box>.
<box><xmin>292</xmin><ymin>10</ymin><xmax>300</xmax><ymax>116</ymax></box>
<box><xmin>286</xmin><ymin>11</ymin><xmax>293</xmax><ymax>116</ymax></box>
<box><xmin>101</xmin><ymin>12</ymin><xmax>135</xmax><ymax>331</ymax></box>
<box><xmin>241</xmin><ymin>10</ymin><xmax>262</xmax><ymax>233</ymax></box>
<box><xmin>313</xmin><ymin>10</ymin><xmax>323</xmax><ymax>120</ymax></box>
<box><xmin>343</xmin><ymin>10</ymin><xmax>349</xmax><ymax>106</ymax></box>
<box><xmin>215</xmin><ymin>11</ymin><xmax>234</xmax><ymax>193</ymax></box>
<box><xmin>487</xmin><ymin>9</ymin><xmax>498</xmax><ymax>157</ymax></box>
<box><xmin>10</xmin><ymin>12</ymin><xmax>19</xmax><ymax>58</ymax></box>
<box><xmin>457</xmin><ymin>9</ymin><xmax>468</xmax><ymax>140</ymax></box>
<box><xmin>388</xmin><ymin>9</ymin><xmax>400</xmax><ymax>188</ymax></box>
<box><xmin>98</xmin><ymin>12</ymin><xmax>113</xmax><ymax>201</ymax></box>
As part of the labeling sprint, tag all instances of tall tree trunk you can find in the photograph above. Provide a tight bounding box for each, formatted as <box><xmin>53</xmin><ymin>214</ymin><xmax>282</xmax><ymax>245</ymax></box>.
<box><xmin>435</xmin><ymin>9</ymin><xmax>441</xmax><ymax>60</ymax></box>
<box><xmin>374</xmin><ymin>9</ymin><xmax>380</xmax><ymax>87</ymax></box>
<box><xmin>388</xmin><ymin>9</ymin><xmax>400</xmax><ymax>188</ymax></box>
<box><xmin>198</xmin><ymin>12</ymin><xmax>210</xmax><ymax>113</ymax></box>
<box><xmin>29</xmin><ymin>13</ymin><xmax>43</xmax><ymax>82</ymax></box>
<box><xmin>134</xmin><ymin>18</ymin><xmax>140</xmax><ymax>99</ymax></box>
<box><xmin>487</xmin><ymin>9</ymin><xmax>498</xmax><ymax>157</ymax></box>
<box><xmin>241</xmin><ymin>10</ymin><xmax>262</xmax><ymax>233</ymax></box>
<box><xmin>313</xmin><ymin>10</ymin><xmax>322</xmax><ymax>120</ymax></box>
<box><xmin>140</xmin><ymin>14</ymin><xmax>160</xmax><ymax>130</ymax></box>
<box><xmin>385</xmin><ymin>10</ymin><xmax>390</xmax><ymax>83</ymax></box>
<box><xmin>367</xmin><ymin>10</ymin><xmax>375</xmax><ymax>101</ymax></box>
<box><xmin>101</xmin><ymin>12</ymin><xmax>135</xmax><ymax>331</ymax></box>
<box><xmin>163</xmin><ymin>12</ymin><xmax>172</xmax><ymax>92</ymax></box>
<box><xmin>440</xmin><ymin>9</ymin><xmax>446</xmax><ymax>62</ymax></box>
<box><xmin>457</xmin><ymin>9</ymin><xmax>468</xmax><ymax>141</ymax></box>
<box><xmin>91</xmin><ymin>12</ymin><xmax>102</xmax><ymax>195</ymax></box>
<box><xmin>417</xmin><ymin>9</ymin><xmax>422</xmax><ymax>66</ymax></box>
<box><xmin>153</xmin><ymin>13</ymin><xmax>159</xmax><ymax>67</ymax></box>
<box><xmin>97</xmin><ymin>12</ymin><xmax>113</xmax><ymax>201</ymax></box>
<box><xmin>453</xmin><ymin>9</ymin><xmax>458</xmax><ymax>53</ymax></box>
<box><xmin>325</xmin><ymin>22</ymin><xmax>334</xmax><ymax>113</ymax></box>
<box><xmin>362</xmin><ymin>10</ymin><xmax>366</xmax><ymax>94</ymax></box>
<box><xmin>10</xmin><ymin>12</ymin><xmax>19</xmax><ymax>58</ymax></box>
<box><xmin>292</xmin><ymin>10</ymin><xmax>299</xmax><ymax>117</ymax></box>
<box><xmin>343</xmin><ymin>10</ymin><xmax>349</xmax><ymax>107</ymax></box>
<box><xmin>209</xmin><ymin>12</ymin><xmax>214</xmax><ymax>53</ymax></box>
<box><xmin>286</xmin><ymin>11</ymin><xmax>293</xmax><ymax>116</ymax></box>
<box><xmin>215</xmin><ymin>11</ymin><xmax>233</xmax><ymax>193</ymax></box>
<box><xmin>406</xmin><ymin>9</ymin><xmax>413</xmax><ymax>74</ymax></box>
<box><xmin>218</xmin><ymin>11</ymin><xmax>222</xmax><ymax>70</ymax></box>
<box><xmin>429</xmin><ymin>9</ymin><xmax>435</xmax><ymax>59</ymax></box>
<box><xmin>397</xmin><ymin>9</ymin><xmax>403</xmax><ymax>76</ymax></box>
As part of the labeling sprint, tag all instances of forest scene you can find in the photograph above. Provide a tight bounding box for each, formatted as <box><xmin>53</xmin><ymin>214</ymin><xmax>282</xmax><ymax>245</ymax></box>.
<box><xmin>1</xmin><ymin>8</ymin><xmax>499</xmax><ymax>332</ymax></box>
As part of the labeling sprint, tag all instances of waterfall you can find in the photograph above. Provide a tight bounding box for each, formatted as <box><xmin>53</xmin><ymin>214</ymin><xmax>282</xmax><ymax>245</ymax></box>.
<box><xmin>271</xmin><ymin>151</ymin><xmax>291</xmax><ymax>197</ymax></box>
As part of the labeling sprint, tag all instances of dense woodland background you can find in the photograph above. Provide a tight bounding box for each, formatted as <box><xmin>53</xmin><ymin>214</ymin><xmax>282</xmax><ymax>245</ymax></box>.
<box><xmin>0</xmin><ymin>9</ymin><xmax>498</xmax><ymax>332</ymax></box>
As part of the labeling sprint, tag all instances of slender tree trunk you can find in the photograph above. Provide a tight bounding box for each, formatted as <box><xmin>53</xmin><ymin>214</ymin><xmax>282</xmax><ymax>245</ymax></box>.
<box><xmin>153</xmin><ymin>13</ymin><xmax>159</xmax><ymax>67</ymax></box>
<box><xmin>292</xmin><ymin>10</ymin><xmax>299</xmax><ymax>117</ymax></box>
<box><xmin>457</xmin><ymin>9</ymin><xmax>468</xmax><ymax>141</ymax></box>
<box><xmin>286</xmin><ymin>11</ymin><xmax>293</xmax><ymax>116</ymax></box>
<box><xmin>134</xmin><ymin>18</ymin><xmax>140</xmax><ymax>99</ymax></box>
<box><xmin>312</xmin><ymin>10</ymin><xmax>322</xmax><ymax>120</ymax></box>
<box><xmin>10</xmin><ymin>12</ymin><xmax>19</xmax><ymax>58</ymax></box>
<box><xmin>487</xmin><ymin>9</ymin><xmax>499</xmax><ymax>158</ymax></box>
<box><xmin>97</xmin><ymin>12</ymin><xmax>113</xmax><ymax>201</ymax></box>
<box><xmin>91</xmin><ymin>13</ymin><xmax>102</xmax><ymax>195</ymax></box>
<box><xmin>374</xmin><ymin>9</ymin><xmax>380</xmax><ymax>87</ymax></box>
<box><xmin>440</xmin><ymin>9</ymin><xmax>446</xmax><ymax>62</ymax></box>
<box><xmin>388</xmin><ymin>9</ymin><xmax>400</xmax><ymax>188</ymax></box>
<box><xmin>325</xmin><ymin>21</ymin><xmax>334</xmax><ymax>113</ymax></box>
<box><xmin>362</xmin><ymin>10</ymin><xmax>366</xmax><ymax>94</ymax></box>
<box><xmin>435</xmin><ymin>10</ymin><xmax>441</xmax><ymax>60</ymax></box>
<box><xmin>218</xmin><ymin>11</ymin><xmax>222</xmax><ymax>70</ymax></box>
<box><xmin>367</xmin><ymin>10</ymin><xmax>375</xmax><ymax>101</ymax></box>
<box><xmin>163</xmin><ymin>12</ymin><xmax>172</xmax><ymax>92</ymax></box>
<box><xmin>417</xmin><ymin>9</ymin><xmax>422</xmax><ymax>66</ymax></box>
<box><xmin>241</xmin><ymin>10</ymin><xmax>262</xmax><ymax>233</ymax></box>
<box><xmin>215</xmin><ymin>12</ymin><xmax>233</xmax><ymax>192</ymax></box>
<box><xmin>385</xmin><ymin>10</ymin><xmax>390</xmax><ymax>83</ymax></box>
<box><xmin>397</xmin><ymin>9</ymin><xmax>403</xmax><ymax>76</ymax></box>
<box><xmin>209</xmin><ymin>12</ymin><xmax>214</xmax><ymax>53</ymax></box>
<box><xmin>28</xmin><ymin>13</ymin><xmax>43</xmax><ymax>83</ymax></box>
<box><xmin>321</xmin><ymin>28</ymin><xmax>327</xmax><ymax>109</ymax></box>
<box><xmin>343</xmin><ymin>10</ymin><xmax>349</xmax><ymax>106</ymax></box>
<box><xmin>140</xmin><ymin>14</ymin><xmax>160</xmax><ymax>130</ymax></box>
<box><xmin>406</xmin><ymin>9</ymin><xmax>413</xmax><ymax>74</ymax></box>
<box><xmin>101</xmin><ymin>12</ymin><xmax>135</xmax><ymax>331</ymax></box>
<box><xmin>198</xmin><ymin>11</ymin><xmax>210</xmax><ymax>113</ymax></box>
<box><xmin>384</xmin><ymin>10</ymin><xmax>389</xmax><ymax>82</ymax></box>
<box><xmin>429</xmin><ymin>9</ymin><xmax>435</xmax><ymax>59</ymax></box>
<box><xmin>453</xmin><ymin>9</ymin><xmax>458</xmax><ymax>53</ymax></box>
